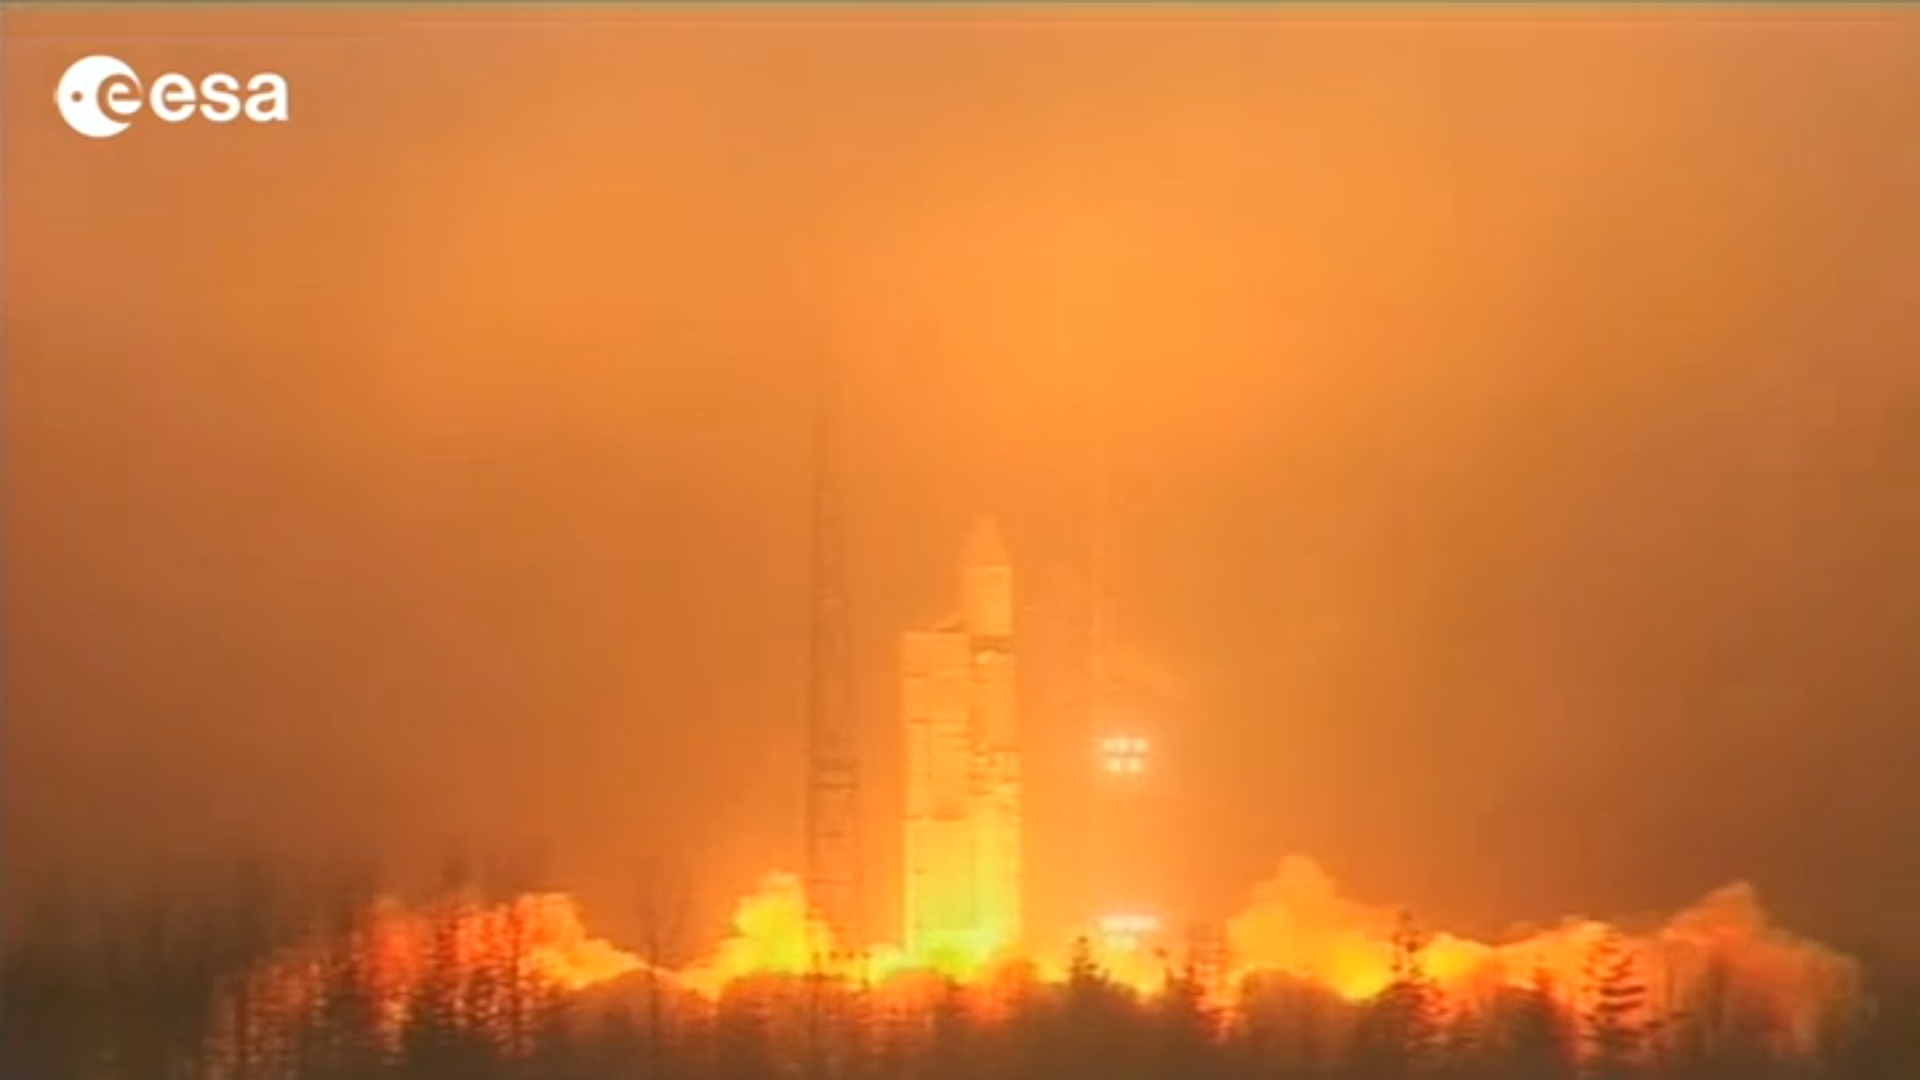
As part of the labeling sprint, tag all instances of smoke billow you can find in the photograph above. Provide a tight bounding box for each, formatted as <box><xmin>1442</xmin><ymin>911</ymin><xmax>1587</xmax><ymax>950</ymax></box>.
<box><xmin>1226</xmin><ymin>857</ymin><xmax>1862</xmax><ymax>1053</ymax></box>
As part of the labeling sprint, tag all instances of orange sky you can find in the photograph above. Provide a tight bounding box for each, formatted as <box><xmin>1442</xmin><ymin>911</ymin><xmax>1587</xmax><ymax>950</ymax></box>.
<box><xmin>6</xmin><ymin>6</ymin><xmax>1920</xmax><ymax>956</ymax></box>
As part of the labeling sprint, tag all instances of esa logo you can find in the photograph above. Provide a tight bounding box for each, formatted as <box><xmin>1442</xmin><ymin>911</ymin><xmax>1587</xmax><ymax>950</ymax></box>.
<box><xmin>57</xmin><ymin>54</ymin><xmax>289</xmax><ymax>139</ymax></box>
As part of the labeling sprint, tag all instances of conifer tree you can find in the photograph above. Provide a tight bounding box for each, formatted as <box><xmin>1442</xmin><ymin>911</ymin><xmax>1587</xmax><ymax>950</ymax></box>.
<box><xmin>1158</xmin><ymin>959</ymin><xmax>1223</xmax><ymax>1080</ymax></box>
<box><xmin>1497</xmin><ymin>970</ymin><xmax>1577</xmax><ymax>1080</ymax></box>
<box><xmin>1580</xmin><ymin>929</ymin><xmax>1650</xmax><ymax>1080</ymax></box>
<box><xmin>926</xmin><ymin>976</ymin><xmax>973</xmax><ymax>1080</ymax></box>
<box><xmin>1352</xmin><ymin>911</ymin><xmax>1446</xmax><ymax>1080</ymax></box>
<box><xmin>1440</xmin><ymin>997</ymin><xmax>1488</xmax><ymax>1080</ymax></box>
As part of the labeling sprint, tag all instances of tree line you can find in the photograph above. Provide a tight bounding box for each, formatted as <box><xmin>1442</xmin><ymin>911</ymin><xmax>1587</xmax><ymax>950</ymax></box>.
<box><xmin>6</xmin><ymin>862</ymin><xmax>1920</xmax><ymax>1080</ymax></box>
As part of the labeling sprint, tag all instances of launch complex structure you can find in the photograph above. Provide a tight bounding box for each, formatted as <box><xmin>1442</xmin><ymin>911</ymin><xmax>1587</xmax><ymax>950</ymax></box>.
<box><xmin>891</xmin><ymin>517</ymin><xmax>1167</xmax><ymax>971</ymax></box>
<box><xmin>803</xmin><ymin>502</ymin><xmax>1168</xmax><ymax>972</ymax></box>
<box><xmin>802</xmin><ymin>351</ymin><xmax>1165</xmax><ymax>969</ymax></box>
<box><xmin>799</xmin><ymin>335</ymin><xmax>1025</xmax><ymax>969</ymax></box>
<box><xmin>804</xmin><ymin>347</ymin><xmax>861</xmax><ymax>957</ymax></box>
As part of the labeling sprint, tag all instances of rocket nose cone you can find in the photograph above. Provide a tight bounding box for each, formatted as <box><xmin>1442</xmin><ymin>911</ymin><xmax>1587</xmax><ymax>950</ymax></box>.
<box><xmin>963</xmin><ymin>516</ymin><xmax>1008</xmax><ymax>569</ymax></box>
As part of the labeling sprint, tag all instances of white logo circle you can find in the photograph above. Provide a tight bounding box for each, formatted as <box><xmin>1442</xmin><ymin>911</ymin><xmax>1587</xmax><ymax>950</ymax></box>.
<box><xmin>57</xmin><ymin>54</ymin><xmax>140</xmax><ymax>139</ymax></box>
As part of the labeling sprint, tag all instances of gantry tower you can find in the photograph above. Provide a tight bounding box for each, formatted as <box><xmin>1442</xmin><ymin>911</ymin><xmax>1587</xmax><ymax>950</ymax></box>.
<box><xmin>806</xmin><ymin>346</ymin><xmax>861</xmax><ymax>950</ymax></box>
<box><xmin>1084</xmin><ymin>395</ymin><xmax>1160</xmax><ymax>949</ymax></box>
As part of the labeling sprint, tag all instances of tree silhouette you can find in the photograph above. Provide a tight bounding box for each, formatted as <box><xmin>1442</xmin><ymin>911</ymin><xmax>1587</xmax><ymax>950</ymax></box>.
<box><xmin>1580</xmin><ymin>929</ymin><xmax>1650</xmax><ymax>1080</ymax></box>
<box><xmin>304</xmin><ymin>906</ymin><xmax>385</xmax><ymax>1080</ymax></box>
<box><xmin>1439</xmin><ymin>994</ymin><xmax>1488</xmax><ymax>1080</ymax></box>
<box><xmin>1058</xmin><ymin>936</ymin><xmax>1152</xmax><ymax>1080</ymax></box>
<box><xmin>2</xmin><ymin>850</ymin><xmax>1910</xmax><ymax>1080</ymax></box>
<box><xmin>1493</xmin><ymin>971</ymin><xmax>1576</xmax><ymax>1080</ymax></box>
<box><xmin>1352</xmin><ymin>911</ymin><xmax>1446</xmax><ymax>1080</ymax></box>
<box><xmin>634</xmin><ymin>860</ymin><xmax>691</xmax><ymax>1080</ymax></box>
<box><xmin>1158</xmin><ymin>958</ymin><xmax>1225</xmax><ymax>1080</ymax></box>
<box><xmin>926</xmin><ymin>976</ymin><xmax>974</xmax><ymax>1080</ymax></box>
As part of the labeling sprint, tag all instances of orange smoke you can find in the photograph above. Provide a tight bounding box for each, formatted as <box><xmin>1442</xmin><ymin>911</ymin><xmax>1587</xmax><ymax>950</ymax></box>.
<box><xmin>211</xmin><ymin>857</ymin><xmax>1862</xmax><ymax>1066</ymax></box>
<box><xmin>676</xmin><ymin>872</ymin><xmax>843</xmax><ymax>997</ymax></box>
<box><xmin>1224</xmin><ymin>857</ymin><xmax>1862</xmax><ymax>1055</ymax></box>
<box><xmin>654</xmin><ymin>856</ymin><xmax>1860</xmax><ymax>1060</ymax></box>
<box><xmin>205</xmin><ymin>891</ymin><xmax>641</xmax><ymax>1075</ymax></box>
<box><xmin>1228</xmin><ymin>857</ymin><xmax>1498</xmax><ymax>999</ymax></box>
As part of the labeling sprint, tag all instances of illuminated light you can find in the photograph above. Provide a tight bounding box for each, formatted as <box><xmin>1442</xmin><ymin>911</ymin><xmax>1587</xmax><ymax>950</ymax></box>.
<box><xmin>1096</xmin><ymin>913</ymin><xmax>1161</xmax><ymax>935</ymax></box>
<box><xmin>1094</xmin><ymin>911</ymin><xmax>1163</xmax><ymax>954</ymax></box>
<box><xmin>1096</xmin><ymin>733</ymin><xmax>1150</xmax><ymax>777</ymax></box>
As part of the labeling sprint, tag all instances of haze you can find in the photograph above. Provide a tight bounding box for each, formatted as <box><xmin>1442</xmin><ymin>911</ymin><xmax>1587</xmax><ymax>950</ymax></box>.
<box><xmin>5</xmin><ymin>7</ymin><xmax>1919</xmax><ymax>957</ymax></box>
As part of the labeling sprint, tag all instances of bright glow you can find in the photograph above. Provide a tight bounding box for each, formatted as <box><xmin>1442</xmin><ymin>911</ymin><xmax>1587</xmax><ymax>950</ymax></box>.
<box><xmin>1096</xmin><ymin>733</ymin><xmax>1150</xmax><ymax>776</ymax></box>
<box><xmin>1095</xmin><ymin>911</ymin><xmax>1163</xmax><ymax>953</ymax></box>
<box><xmin>1097</xmin><ymin>912</ymin><xmax>1161</xmax><ymax>935</ymax></box>
<box><xmin>208</xmin><ymin>864</ymin><xmax>1864</xmax><ymax>1061</ymax></box>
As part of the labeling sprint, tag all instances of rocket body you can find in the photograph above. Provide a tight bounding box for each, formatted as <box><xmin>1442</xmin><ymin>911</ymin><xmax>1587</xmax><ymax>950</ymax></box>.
<box><xmin>902</xmin><ymin>518</ymin><xmax>1022</xmax><ymax>968</ymax></box>
<box><xmin>902</xmin><ymin>628</ymin><xmax>975</xmax><ymax>959</ymax></box>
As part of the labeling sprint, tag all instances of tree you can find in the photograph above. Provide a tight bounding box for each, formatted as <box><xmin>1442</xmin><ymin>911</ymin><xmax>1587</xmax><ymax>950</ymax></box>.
<box><xmin>1580</xmin><ymin>929</ymin><xmax>1650</xmax><ymax>1080</ymax></box>
<box><xmin>305</xmin><ymin>914</ymin><xmax>386</xmax><ymax>1080</ymax></box>
<box><xmin>926</xmin><ymin>976</ymin><xmax>973</xmax><ymax>1080</ymax></box>
<box><xmin>3</xmin><ymin>872</ymin><xmax>110</xmax><ymax>1080</ymax></box>
<box><xmin>295</xmin><ymin>866</ymin><xmax>397</xmax><ymax>1080</ymax></box>
<box><xmin>400</xmin><ymin>864</ymin><xmax>493</xmax><ymax>1080</ymax></box>
<box><xmin>712</xmin><ymin>978</ymin><xmax>778</xmax><ymax>1080</ymax></box>
<box><xmin>1494</xmin><ymin>970</ymin><xmax>1576</xmax><ymax>1080</ymax></box>
<box><xmin>634</xmin><ymin>857</ymin><xmax>692</xmax><ymax>1080</ymax></box>
<box><xmin>1440</xmin><ymin>998</ymin><xmax>1488</xmax><ymax>1080</ymax></box>
<box><xmin>1058</xmin><ymin>936</ymin><xmax>1149</xmax><ymax>1080</ymax></box>
<box><xmin>1351</xmin><ymin>911</ymin><xmax>1446</xmax><ymax>1080</ymax></box>
<box><xmin>1157</xmin><ymin>959</ymin><xmax>1225</xmax><ymax>1080</ymax></box>
<box><xmin>1065</xmin><ymin>936</ymin><xmax>1103</xmax><ymax>996</ymax></box>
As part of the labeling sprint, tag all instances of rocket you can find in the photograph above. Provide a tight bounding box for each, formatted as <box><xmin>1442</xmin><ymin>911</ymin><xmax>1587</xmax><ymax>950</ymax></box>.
<box><xmin>901</xmin><ymin>517</ymin><xmax>1022</xmax><ymax>969</ymax></box>
<box><xmin>964</xmin><ymin>518</ymin><xmax>1021</xmax><ymax>958</ymax></box>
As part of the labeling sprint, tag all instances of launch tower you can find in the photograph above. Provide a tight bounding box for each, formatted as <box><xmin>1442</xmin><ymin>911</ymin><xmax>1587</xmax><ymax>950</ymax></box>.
<box><xmin>805</xmin><ymin>347</ymin><xmax>861</xmax><ymax>951</ymax></box>
<box><xmin>1084</xmin><ymin>440</ymin><xmax>1169</xmax><ymax>959</ymax></box>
